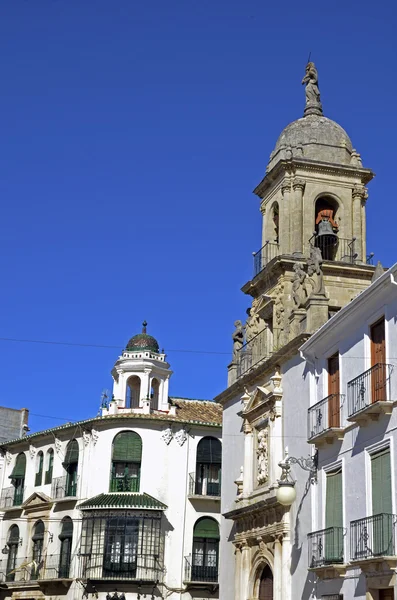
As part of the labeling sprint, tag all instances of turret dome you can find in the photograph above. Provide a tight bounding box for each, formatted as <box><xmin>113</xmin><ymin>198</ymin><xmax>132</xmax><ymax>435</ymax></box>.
<box><xmin>126</xmin><ymin>322</ymin><xmax>160</xmax><ymax>353</ymax></box>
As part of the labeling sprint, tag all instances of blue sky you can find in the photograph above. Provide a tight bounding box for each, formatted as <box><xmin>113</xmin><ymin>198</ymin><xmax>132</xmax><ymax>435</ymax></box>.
<box><xmin>0</xmin><ymin>1</ymin><xmax>396</xmax><ymax>434</ymax></box>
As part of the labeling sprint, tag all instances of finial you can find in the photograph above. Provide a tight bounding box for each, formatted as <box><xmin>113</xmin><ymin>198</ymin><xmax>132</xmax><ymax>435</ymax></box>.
<box><xmin>301</xmin><ymin>61</ymin><xmax>323</xmax><ymax>117</ymax></box>
<box><xmin>142</xmin><ymin>320</ymin><xmax>147</xmax><ymax>334</ymax></box>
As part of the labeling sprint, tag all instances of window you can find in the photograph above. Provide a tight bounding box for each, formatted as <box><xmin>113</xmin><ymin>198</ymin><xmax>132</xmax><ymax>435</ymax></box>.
<box><xmin>195</xmin><ymin>437</ymin><xmax>222</xmax><ymax>496</ymax></box>
<box><xmin>371</xmin><ymin>318</ymin><xmax>387</xmax><ymax>403</ymax></box>
<box><xmin>328</xmin><ymin>354</ymin><xmax>340</xmax><ymax>428</ymax></box>
<box><xmin>104</xmin><ymin>517</ymin><xmax>139</xmax><ymax>577</ymax></box>
<box><xmin>31</xmin><ymin>520</ymin><xmax>44</xmax><ymax>580</ymax></box>
<box><xmin>9</xmin><ymin>453</ymin><xmax>26</xmax><ymax>506</ymax></box>
<box><xmin>371</xmin><ymin>447</ymin><xmax>392</xmax><ymax>555</ymax></box>
<box><xmin>126</xmin><ymin>376</ymin><xmax>141</xmax><ymax>409</ymax></box>
<box><xmin>45</xmin><ymin>449</ymin><xmax>54</xmax><ymax>485</ymax></box>
<box><xmin>110</xmin><ymin>432</ymin><xmax>142</xmax><ymax>492</ymax></box>
<box><xmin>6</xmin><ymin>525</ymin><xmax>20</xmax><ymax>582</ymax></box>
<box><xmin>325</xmin><ymin>468</ymin><xmax>343</xmax><ymax>563</ymax></box>
<box><xmin>63</xmin><ymin>440</ymin><xmax>79</xmax><ymax>497</ymax></box>
<box><xmin>192</xmin><ymin>518</ymin><xmax>219</xmax><ymax>582</ymax></box>
<box><xmin>59</xmin><ymin>517</ymin><xmax>73</xmax><ymax>578</ymax></box>
<box><xmin>35</xmin><ymin>452</ymin><xmax>44</xmax><ymax>486</ymax></box>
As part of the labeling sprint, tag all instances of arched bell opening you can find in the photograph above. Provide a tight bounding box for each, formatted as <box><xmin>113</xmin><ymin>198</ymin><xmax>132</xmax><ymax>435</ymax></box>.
<box><xmin>314</xmin><ymin>197</ymin><xmax>339</xmax><ymax>261</ymax></box>
<box><xmin>150</xmin><ymin>378</ymin><xmax>160</xmax><ymax>408</ymax></box>
<box><xmin>126</xmin><ymin>376</ymin><xmax>141</xmax><ymax>409</ymax></box>
<box><xmin>271</xmin><ymin>202</ymin><xmax>279</xmax><ymax>244</ymax></box>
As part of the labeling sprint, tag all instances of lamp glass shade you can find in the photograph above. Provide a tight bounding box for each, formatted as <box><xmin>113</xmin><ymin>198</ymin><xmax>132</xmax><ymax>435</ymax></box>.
<box><xmin>276</xmin><ymin>482</ymin><xmax>296</xmax><ymax>506</ymax></box>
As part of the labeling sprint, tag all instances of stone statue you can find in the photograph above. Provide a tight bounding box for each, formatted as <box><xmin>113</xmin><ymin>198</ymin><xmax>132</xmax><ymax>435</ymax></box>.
<box><xmin>257</xmin><ymin>428</ymin><xmax>269</xmax><ymax>485</ymax></box>
<box><xmin>302</xmin><ymin>62</ymin><xmax>322</xmax><ymax>115</ymax></box>
<box><xmin>245</xmin><ymin>307</ymin><xmax>262</xmax><ymax>342</ymax></box>
<box><xmin>292</xmin><ymin>262</ymin><xmax>307</xmax><ymax>308</ymax></box>
<box><xmin>306</xmin><ymin>246</ymin><xmax>326</xmax><ymax>296</ymax></box>
<box><xmin>232</xmin><ymin>320</ymin><xmax>244</xmax><ymax>362</ymax></box>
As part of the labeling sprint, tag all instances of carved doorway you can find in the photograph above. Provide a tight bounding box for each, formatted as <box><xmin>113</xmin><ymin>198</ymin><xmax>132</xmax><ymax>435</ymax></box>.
<box><xmin>258</xmin><ymin>565</ymin><xmax>273</xmax><ymax>600</ymax></box>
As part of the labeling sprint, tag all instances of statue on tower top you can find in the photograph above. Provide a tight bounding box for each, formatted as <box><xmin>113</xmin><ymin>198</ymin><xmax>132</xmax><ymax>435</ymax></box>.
<box><xmin>302</xmin><ymin>62</ymin><xmax>323</xmax><ymax>116</ymax></box>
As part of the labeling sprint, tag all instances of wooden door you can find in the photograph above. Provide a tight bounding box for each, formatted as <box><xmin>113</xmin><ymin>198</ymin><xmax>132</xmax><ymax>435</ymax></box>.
<box><xmin>328</xmin><ymin>354</ymin><xmax>340</xmax><ymax>427</ymax></box>
<box><xmin>379</xmin><ymin>589</ymin><xmax>394</xmax><ymax>600</ymax></box>
<box><xmin>371</xmin><ymin>318</ymin><xmax>386</xmax><ymax>403</ymax></box>
<box><xmin>258</xmin><ymin>565</ymin><xmax>273</xmax><ymax>600</ymax></box>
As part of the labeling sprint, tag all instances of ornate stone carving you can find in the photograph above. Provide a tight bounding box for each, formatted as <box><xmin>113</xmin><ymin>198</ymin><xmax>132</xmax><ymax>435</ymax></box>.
<box><xmin>350</xmin><ymin>149</ymin><xmax>363</xmax><ymax>167</ymax></box>
<box><xmin>82</xmin><ymin>430</ymin><xmax>91</xmax><ymax>447</ymax></box>
<box><xmin>281</xmin><ymin>180</ymin><xmax>291</xmax><ymax>195</ymax></box>
<box><xmin>232</xmin><ymin>320</ymin><xmax>244</xmax><ymax>362</ymax></box>
<box><xmin>292</xmin><ymin>178</ymin><xmax>306</xmax><ymax>192</ymax></box>
<box><xmin>161</xmin><ymin>426</ymin><xmax>173</xmax><ymax>445</ymax></box>
<box><xmin>257</xmin><ymin>428</ymin><xmax>269</xmax><ymax>485</ymax></box>
<box><xmin>91</xmin><ymin>429</ymin><xmax>99</xmax><ymax>445</ymax></box>
<box><xmin>292</xmin><ymin>262</ymin><xmax>307</xmax><ymax>308</ymax></box>
<box><xmin>5</xmin><ymin>452</ymin><xmax>12</xmax><ymax>465</ymax></box>
<box><xmin>235</xmin><ymin>466</ymin><xmax>244</xmax><ymax>497</ymax></box>
<box><xmin>175</xmin><ymin>428</ymin><xmax>187</xmax><ymax>446</ymax></box>
<box><xmin>29</xmin><ymin>445</ymin><xmax>36</xmax><ymax>459</ymax></box>
<box><xmin>352</xmin><ymin>183</ymin><xmax>368</xmax><ymax>200</ymax></box>
<box><xmin>306</xmin><ymin>246</ymin><xmax>326</xmax><ymax>296</ymax></box>
<box><xmin>273</xmin><ymin>283</ymin><xmax>285</xmax><ymax>347</ymax></box>
<box><xmin>54</xmin><ymin>438</ymin><xmax>62</xmax><ymax>455</ymax></box>
<box><xmin>245</xmin><ymin>302</ymin><xmax>265</xmax><ymax>343</ymax></box>
<box><xmin>302</xmin><ymin>62</ymin><xmax>322</xmax><ymax>116</ymax></box>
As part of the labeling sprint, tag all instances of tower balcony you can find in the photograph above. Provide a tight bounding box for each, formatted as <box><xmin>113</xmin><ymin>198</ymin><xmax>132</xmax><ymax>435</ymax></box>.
<box><xmin>236</xmin><ymin>329</ymin><xmax>272</xmax><ymax>378</ymax></box>
<box><xmin>309</xmin><ymin>234</ymin><xmax>358</xmax><ymax>264</ymax></box>
<box><xmin>253</xmin><ymin>242</ymin><xmax>279</xmax><ymax>276</ymax></box>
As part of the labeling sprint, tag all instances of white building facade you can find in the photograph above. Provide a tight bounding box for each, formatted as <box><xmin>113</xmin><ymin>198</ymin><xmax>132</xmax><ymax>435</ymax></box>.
<box><xmin>301</xmin><ymin>264</ymin><xmax>397</xmax><ymax>600</ymax></box>
<box><xmin>0</xmin><ymin>325</ymin><xmax>222</xmax><ymax>600</ymax></box>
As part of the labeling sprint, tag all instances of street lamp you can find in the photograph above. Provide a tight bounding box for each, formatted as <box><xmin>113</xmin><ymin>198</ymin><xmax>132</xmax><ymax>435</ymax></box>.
<box><xmin>276</xmin><ymin>451</ymin><xmax>317</xmax><ymax>507</ymax></box>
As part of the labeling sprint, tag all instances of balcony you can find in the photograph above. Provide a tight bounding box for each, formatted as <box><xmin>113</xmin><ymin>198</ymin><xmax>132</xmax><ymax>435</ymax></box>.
<box><xmin>350</xmin><ymin>514</ymin><xmax>397</xmax><ymax>571</ymax></box>
<box><xmin>188</xmin><ymin>473</ymin><xmax>221</xmax><ymax>499</ymax></box>
<box><xmin>307</xmin><ymin>527</ymin><xmax>346</xmax><ymax>579</ymax></box>
<box><xmin>109</xmin><ymin>475</ymin><xmax>140</xmax><ymax>493</ymax></box>
<box><xmin>253</xmin><ymin>241</ymin><xmax>279</xmax><ymax>276</ymax></box>
<box><xmin>0</xmin><ymin>554</ymin><xmax>73</xmax><ymax>584</ymax></box>
<box><xmin>184</xmin><ymin>556</ymin><xmax>218</xmax><ymax>588</ymax></box>
<box><xmin>0</xmin><ymin>486</ymin><xmax>24</xmax><ymax>510</ymax></box>
<box><xmin>79</xmin><ymin>554</ymin><xmax>163</xmax><ymax>582</ymax></box>
<box><xmin>310</xmin><ymin>234</ymin><xmax>358</xmax><ymax>264</ymax></box>
<box><xmin>237</xmin><ymin>328</ymin><xmax>272</xmax><ymax>378</ymax></box>
<box><xmin>347</xmin><ymin>363</ymin><xmax>394</xmax><ymax>424</ymax></box>
<box><xmin>51</xmin><ymin>476</ymin><xmax>77</xmax><ymax>500</ymax></box>
<box><xmin>308</xmin><ymin>394</ymin><xmax>345</xmax><ymax>446</ymax></box>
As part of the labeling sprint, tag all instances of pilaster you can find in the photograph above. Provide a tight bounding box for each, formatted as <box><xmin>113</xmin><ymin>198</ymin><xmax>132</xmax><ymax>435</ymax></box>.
<box><xmin>291</xmin><ymin>178</ymin><xmax>305</xmax><ymax>257</ymax></box>
<box><xmin>243</xmin><ymin>421</ymin><xmax>254</xmax><ymax>496</ymax></box>
<box><xmin>280</xmin><ymin>180</ymin><xmax>292</xmax><ymax>255</ymax></box>
<box><xmin>352</xmin><ymin>184</ymin><xmax>368</xmax><ymax>263</ymax></box>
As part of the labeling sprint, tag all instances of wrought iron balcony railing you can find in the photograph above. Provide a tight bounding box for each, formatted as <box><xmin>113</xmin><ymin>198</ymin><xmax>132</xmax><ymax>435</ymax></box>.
<box><xmin>184</xmin><ymin>556</ymin><xmax>218</xmax><ymax>583</ymax></box>
<box><xmin>0</xmin><ymin>486</ymin><xmax>24</xmax><ymax>509</ymax></box>
<box><xmin>308</xmin><ymin>527</ymin><xmax>345</xmax><ymax>568</ymax></box>
<box><xmin>109</xmin><ymin>475</ymin><xmax>140</xmax><ymax>493</ymax></box>
<box><xmin>309</xmin><ymin>234</ymin><xmax>357</xmax><ymax>264</ymax></box>
<box><xmin>51</xmin><ymin>475</ymin><xmax>78</xmax><ymax>499</ymax></box>
<box><xmin>79</xmin><ymin>553</ymin><xmax>163</xmax><ymax>582</ymax></box>
<box><xmin>188</xmin><ymin>473</ymin><xmax>221</xmax><ymax>497</ymax></box>
<box><xmin>308</xmin><ymin>394</ymin><xmax>345</xmax><ymax>440</ymax></box>
<box><xmin>0</xmin><ymin>554</ymin><xmax>73</xmax><ymax>583</ymax></box>
<box><xmin>253</xmin><ymin>241</ymin><xmax>279</xmax><ymax>276</ymax></box>
<box><xmin>347</xmin><ymin>363</ymin><xmax>393</xmax><ymax>417</ymax></box>
<box><xmin>350</xmin><ymin>513</ymin><xmax>397</xmax><ymax>561</ymax></box>
<box><xmin>237</xmin><ymin>328</ymin><xmax>272</xmax><ymax>378</ymax></box>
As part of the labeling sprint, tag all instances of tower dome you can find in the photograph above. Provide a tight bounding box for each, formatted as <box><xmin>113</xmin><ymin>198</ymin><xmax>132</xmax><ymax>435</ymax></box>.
<box><xmin>126</xmin><ymin>321</ymin><xmax>160</xmax><ymax>353</ymax></box>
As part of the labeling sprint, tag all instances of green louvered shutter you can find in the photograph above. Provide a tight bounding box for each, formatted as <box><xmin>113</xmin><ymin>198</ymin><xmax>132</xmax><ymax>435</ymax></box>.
<box><xmin>371</xmin><ymin>449</ymin><xmax>392</xmax><ymax>555</ymax></box>
<box><xmin>197</xmin><ymin>438</ymin><xmax>222</xmax><ymax>464</ymax></box>
<box><xmin>9</xmin><ymin>453</ymin><xmax>26</xmax><ymax>480</ymax></box>
<box><xmin>193</xmin><ymin>518</ymin><xmax>219</xmax><ymax>539</ymax></box>
<box><xmin>59</xmin><ymin>517</ymin><xmax>73</xmax><ymax>540</ymax></box>
<box><xmin>63</xmin><ymin>440</ymin><xmax>79</xmax><ymax>465</ymax></box>
<box><xmin>35</xmin><ymin>452</ymin><xmax>44</xmax><ymax>486</ymax></box>
<box><xmin>113</xmin><ymin>432</ymin><xmax>142</xmax><ymax>463</ymax></box>
<box><xmin>325</xmin><ymin>469</ymin><xmax>343</xmax><ymax>562</ymax></box>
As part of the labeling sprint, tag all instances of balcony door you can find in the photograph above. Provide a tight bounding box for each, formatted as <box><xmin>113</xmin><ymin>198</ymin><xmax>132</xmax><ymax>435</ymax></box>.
<box><xmin>103</xmin><ymin>517</ymin><xmax>139</xmax><ymax>578</ymax></box>
<box><xmin>192</xmin><ymin>518</ymin><xmax>219</xmax><ymax>582</ymax></box>
<box><xmin>328</xmin><ymin>354</ymin><xmax>340</xmax><ymax>427</ymax></box>
<box><xmin>325</xmin><ymin>468</ymin><xmax>343</xmax><ymax>563</ymax></box>
<box><xmin>371</xmin><ymin>318</ymin><xmax>386</xmax><ymax>403</ymax></box>
<box><xmin>371</xmin><ymin>448</ymin><xmax>393</xmax><ymax>556</ymax></box>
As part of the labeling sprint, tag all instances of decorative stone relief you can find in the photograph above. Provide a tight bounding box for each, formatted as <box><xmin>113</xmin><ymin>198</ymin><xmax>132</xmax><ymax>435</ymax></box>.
<box><xmin>175</xmin><ymin>428</ymin><xmax>187</xmax><ymax>446</ymax></box>
<box><xmin>54</xmin><ymin>438</ymin><xmax>62</xmax><ymax>455</ymax></box>
<box><xmin>292</xmin><ymin>262</ymin><xmax>307</xmax><ymax>308</ymax></box>
<box><xmin>245</xmin><ymin>298</ymin><xmax>265</xmax><ymax>343</ymax></box>
<box><xmin>257</xmin><ymin>429</ymin><xmax>269</xmax><ymax>485</ymax></box>
<box><xmin>306</xmin><ymin>246</ymin><xmax>326</xmax><ymax>296</ymax></box>
<box><xmin>5</xmin><ymin>452</ymin><xmax>12</xmax><ymax>465</ymax></box>
<box><xmin>232</xmin><ymin>320</ymin><xmax>244</xmax><ymax>362</ymax></box>
<box><xmin>273</xmin><ymin>283</ymin><xmax>285</xmax><ymax>347</ymax></box>
<box><xmin>91</xmin><ymin>429</ymin><xmax>99</xmax><ymax>445</ymax></box>
<box><xmin>29</xmin><ymin>445</ymin><xmax>36</xmax><ymax>459</ymax></box>
<box><xmin>161</xmin><ymin>427</ymin><xmax>173</xmax><ymax>445</ymax></box>
<box><xmin>82</xmin><ymin>430</ymin><xmax>91</xmax><ymax>447</ymax></box>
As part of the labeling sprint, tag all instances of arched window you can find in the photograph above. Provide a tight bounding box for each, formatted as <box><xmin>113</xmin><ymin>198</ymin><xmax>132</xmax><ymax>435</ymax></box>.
<box><xmin>259</xmin><ymin>565</ymin><xmax>273</xmax><ymax>600</ymax></box>
<box><xmin>35</xmin><ymin>451</ymin><xmax>44</xmax><ymax>486</ymax></box>
<box><xmin>31</xmin><ymin>521</ymin><xmax>44</xmax><ymax>580</ymax></box>
<box><xmin>9</xmin><ymin>453</ymin><xmax>26</xmax><ymax>506</ymax></box>
<box><xmin>110</xmin><ymin>431</ymin><xmax>142</xmax><ymax>492</ymax></box>
<box><xmin>191</xmin><ymin>518</ymin><xmax>219</xmax><ymax>583</ymax></box>
<box><xmin>126</xmin><ymin>376</ymin><xmax>141</xmax><ymax>409</ymax></box>
<box><xmin>271</xmin><ymin>202</ymin><xmax>279</xmax><ymax>244</ymax></box>
<box><xmin>314</xmin><ymin>197</ymin><xmax>339</xmax><ymax>261</ymax></box>
<box><xmin>63</xmin><ymin>440</ymin><xmax>79</xmax><ymax>497</ymax></box>
<box><xmin>195</xmin><ymin>437</ymin><xmax>222</xmax><ymax>496</ymax></box>
<box><xmin>150</xmin><ymin>378</ymin><xmax>159</xmax><ymax>408</ymax></box>
<box><xmin>6</xmin><ymin>525</ymin><xmax>20</xmax><ymax>582</ymax></box>
<box><xmin>59</xmin><ymin>517</ymin><xmax>73</xmax><ymax>578</ymax></box>
<box><xmin>45</xmin><ymin>448</ymin><xmax>54</xmax><ymax>485</ymax></box>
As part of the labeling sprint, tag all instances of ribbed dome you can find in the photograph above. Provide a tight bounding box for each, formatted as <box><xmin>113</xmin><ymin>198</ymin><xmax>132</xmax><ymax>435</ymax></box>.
<box><xmin>126</xmin><ymin>322</ymin><xmax>160</xmax><ymax>353</ymax></box>
<box><xmin>268</xmin><ymin>114</ymin><xmax>354</xmax><ymax>170</ymax></box>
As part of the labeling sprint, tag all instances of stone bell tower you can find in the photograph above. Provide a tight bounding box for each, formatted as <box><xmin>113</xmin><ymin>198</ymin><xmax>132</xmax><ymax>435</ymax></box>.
<box><xmin>229</xmin><ymin>62</ymin><xmax>377</xmax><ymax>385</ymax></box>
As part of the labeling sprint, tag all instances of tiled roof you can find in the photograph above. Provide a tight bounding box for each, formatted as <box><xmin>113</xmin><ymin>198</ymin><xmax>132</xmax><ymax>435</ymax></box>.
<box><xmin>1</xmin><ymin>400</ymin><xmax>222</xmax><ymax>446</ymax></box>
<box><xmin>78</xmin><ymin>493</ymin><xmax>167</xmax><ymax>510</ymax></box>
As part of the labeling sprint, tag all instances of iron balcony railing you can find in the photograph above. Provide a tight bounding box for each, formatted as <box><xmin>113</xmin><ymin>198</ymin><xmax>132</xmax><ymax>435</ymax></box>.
<box><xmin>237</xmin><ymin>328</ymin><xmax>272</xmax><ymax>378</ymax></box>
<box><xmin>253</xmin><ymin>241</ymin><xmax>279</xmax><ymax>276</ymax></box>
<box><xmin>350</xmin><ymin>514</ymin><xmax>397</xmax><ymax>561</ymax></box>
<box><xmin>184</xmin><ymin>556</ymin><xmax>218</xmax><ymax>583</ymax></box>
<box><xmin>51</xmin><ymin>475</ymin><xmax>78</xmax><ymax>499</ymax></box>
<box><xmin>0</xmin><ymin>554</ymin><xmax>74</xmax><ymax>583</ymax></box>
<box><xmin>0</xmin><ymin>486</ymin><xmax>24</xmax><ymax>509</ymax></box>
<box><xmin>308</xmin><ymin>527</ymin><xmax>345</xmax><ymax>568</ymax></box>
<box><xmin>109</xmin><ymin>476</ymin><xmax>140</xmax><ymax>493</ymax></box>
<box><xmin>309</xmin><ymin>234</ymin><xmax>357</xmax><ymax>264</ymax></box>
<box><xmin>188</xmin><ymin>472</ymin><xmax>221</xmax><ymax>497</ymax></box>
<box><xmin>308</xmin><ymin>394</ymin><xmax>345</xmax><ymax>440</ymax></box>
<box><xmin>79</xmin><ymin>553</ymin><xmax>163</xmax><ymax>582</ymax></box>
<box><xmin>347</xmin><ymin>363</ymin><xmax>393</xmax><ymax>417</ymax></box>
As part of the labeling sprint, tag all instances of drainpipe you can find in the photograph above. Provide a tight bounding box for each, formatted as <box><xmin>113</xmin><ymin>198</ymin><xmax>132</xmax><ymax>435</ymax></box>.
<box><xmin>179</xmin><ymin>425</ymin><xmax>189</xmax><ymax>600</ymax></box>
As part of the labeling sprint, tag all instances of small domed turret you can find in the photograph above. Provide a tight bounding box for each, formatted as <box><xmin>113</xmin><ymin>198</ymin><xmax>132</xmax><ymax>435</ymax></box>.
<box><xmin>126</xmin><ymin>321</ymin><xmax>160</xmax><ymax>353</ymax></box>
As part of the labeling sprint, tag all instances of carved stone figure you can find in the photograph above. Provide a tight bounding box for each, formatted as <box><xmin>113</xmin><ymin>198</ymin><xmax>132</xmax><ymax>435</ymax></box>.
<box><xmin>292</xmin><ymin>262</ymin><xmax>307</xmax><ymax>308</ymax></box>
<box><xmin>302</xmin><ymin>62</ymin><xmax>322</xmax><ymax>115</ymax></box>
<box><xmin>232</xmin><ymin>320</ymin><xmax>245</xmax><ymax>362</ymax></box>
<box><xmin>83</xmin><ymin>430</ymin><xmax>91</xmax><ymax>447</ymax></box>
<box><xmin>161</xmin><ymin>426</ymin><xmax>173</xmax><ymax>445</ymax></box>
<box><xmin>175</xmin><ymin>428</ymin><xmax>187</xmax><ymax>446</ymax></box>
<box><xmin>306</xmin><ymin>246</ymin><xmax>326</xmax><ymax>296</ymax></box>
<box><xmin>257</xmin><ymin>428</ymin><xmax>269</xmax><ymax>485</ymax></box>
<box><xmin>92</xmin><ymin>429</ymin><xmax>99</xmax><ymax>445</ymax></box>
<box><xmin>245</xmin><ymin>307</ymin><xmax>263</xmax><ymax>343</ymax></box>
<box><xmin>273</xmin><ymin>283</ymin><xmax>285</xmax><ymax>347</ymax></box>
<box><xmin>29</xmin><ymin>445</ymin><xmax>36</xmax><ymax>459</ymax></box>
<box><xmin>54</xmin><ymin>438</ymin><xmax>62</xmax><ymax>455</ymax></box>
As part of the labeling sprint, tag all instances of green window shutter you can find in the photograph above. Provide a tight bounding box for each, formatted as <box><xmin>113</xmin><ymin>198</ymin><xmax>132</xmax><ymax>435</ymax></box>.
<box><xmin>113</xmin><ymin>432</ymin><xmax>142</xmax><ymax>463</ymax></box>
<box><xmin>35</xmin><ymin>452</ymin><xmax>44</xmax><ymax>486</ymax></box>
<box><xmin>59</xmin><ymin>518</ymin><xmax>73</xmax><ymax>540</ymax></box>
<box><xmin>63</xmin><ymin>440</ymin><xmax>79</xmax><ymax>466</ymax></box>
<box><xmin>371</xmin><ymin>448</ymin><xmax>392</xmax><ymax>515</ymax></box>
<box><xmin>32</xmin><ymin>521</ymin><xmax>45</xmax><ymax>541</ymax></box>
<box><xmin>197</xmin><ymin>437</ymin><xmax>222</xmax><ymax>465</ymax></box>
<box><xmin>193</xmin><ymin>518</ymin><xmax>220</xmax><ymax>539</ymax></box>
<box><xmin>9</xmin><ymin>453</ymin><xmax>26</xmax><ymax>480</ymax></box>
<box><xmin>325</xmin><ymin>469</ymin><xmax>343</xmax><ymax>529</ymax></box>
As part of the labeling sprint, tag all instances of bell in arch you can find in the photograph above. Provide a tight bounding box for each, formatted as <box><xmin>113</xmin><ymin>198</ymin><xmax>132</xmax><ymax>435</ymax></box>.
<box><xmin>315</xmin><ymin>207</ymin><xmax>338</xmax><ymax>261</ymax></box>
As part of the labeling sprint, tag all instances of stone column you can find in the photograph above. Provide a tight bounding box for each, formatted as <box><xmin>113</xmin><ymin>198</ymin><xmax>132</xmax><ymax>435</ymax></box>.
<box><xmin>281</xmin><ymin>520</ymin><xmax>292</xmax><ymax>600</ymax></box>
<box><xmin>291</xmin><ymin>178</ymin><xmax>305</xmax><ymax>257</ymax></box>
<box><xmin>240</xmin><ymin>542</ymin><xmax>251</xmax><ymax>600</ymax></box>
<box><xmin>352</xmin><ymin>184</ymin><xmax>367</xmax><ymax>263</ymax></box>
<box><xmin>280</xmin><ymin>180</ymin><xmax>291</xmax><ymax>254</ymax></box>
<box><xmin>243</xmin><ymin>422</ymin><xmax>254</xmax><ymax>495</ymax></box>
<box><xmin>273</xmin><ymin>536</ymin><xmax>283</xmax><ymax>600</ymax></box>
<box><xmin>234</xmin><ymin>544</ymin><xmax>242</xmax><ymax>600</ymax></box>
